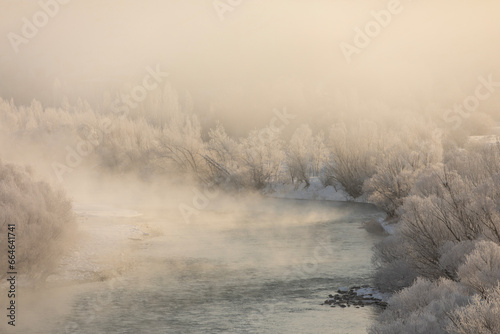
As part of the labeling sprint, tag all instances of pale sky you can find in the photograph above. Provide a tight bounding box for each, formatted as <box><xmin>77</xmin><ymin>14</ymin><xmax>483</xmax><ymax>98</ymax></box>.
<box><xmin>1</xmin><ymin>0</ymin><xmax>499</xmax><ymax>133</ymax></box>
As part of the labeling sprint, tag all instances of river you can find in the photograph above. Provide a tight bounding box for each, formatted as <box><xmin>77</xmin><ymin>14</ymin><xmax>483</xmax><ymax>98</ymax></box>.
<box><xmin>15</xmin><ymin>198</ymin><xmax>386</xmax><ymax>334</ymax></box>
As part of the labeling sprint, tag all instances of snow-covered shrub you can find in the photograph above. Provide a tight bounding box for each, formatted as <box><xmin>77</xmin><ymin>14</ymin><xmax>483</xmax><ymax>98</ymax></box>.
<box><xmin>363</xmin><ymin>148</ymin><xmax>419</xmax><ymax>217</ymax></box>
<box><xmin>444</xmin><ymin>143</ymin><xmax>500</xmax><ymax>189</ymax></box>
<box><xmin>286</xmin><ymin>124</ymin><xmax>315</xmax><ymax>187</ymax></box>
<box><xmin>448</xmin><ymin>284</ymin><xmax>500</xmax><ymax>334</ymax></box>
<box><xmin>373</xmin><ymin>233</ymin><xmax>418</xmax><ymax>292</ymax></box>
<box><xmin>457</xmin><ymin>241</ymin><xmax>500</xmax><ymax>297</ymax></box>
<box><xmin>372</xmin><ymin>141</ymin><xmax>500</xmax><ymax>297</ymax></box>
<box><xmin>238</xmin><ymin>126</ymin><xmax>286</xmax><ymax>189</ymax></box>
<box><xmin>373</xmin><ymin>164</ymin><xmax>496</xmax><ymax>290</ymax></box>
<box><xmin>203</xmin><ymin>123</ymin><xmax>240</xmax><ymax>186</ymax></box>
<box><xmin>373</xmin><ymin>259</ymin><xmax>417</xmax><ymax>293</ymax></box>
<box><xmin>364</xmin><ymin>120</ymin><xmax>442</xmax><ymax>217</ymax></box>
<box><xmin>397</xmin><ymin>194</ymin><xmax>474</xmax><ymax>279</ymax></box>
<box><xmin>157</xmin><ymin>112</ymin><xmax>209</xmax><ymax>182</ymax></box>
<box><xmin>96</xmin><ymin>116</ymin><xmax>158</xmax><ymax>174</ymax></box>
<box><xmin>0</xmin><ymin>161</ymin><xmax>76</xmax><ymax>281</ymax></box>
<box><xmin>392</xmin><ymin>162</ymin><xmax>500</xmax><ymax>278</ymax></box>
<box><xmin>369</xmin><ymin>278</ymin><xmax>469</xmax><ymax>334</ymax></box>
<box><xmin>310</xmin><ymin>131</ymin><xmax>328</xmax><ymax>178</ymax></box>
<box><xmin>323</xmin><ymin>121</ymin><xmax>379</xmax><ymax>198</ymax></box>
<box><xmin>438</xmin><ymin>240</ymin><xmax>477</xmax><ymax>280</ymax></box>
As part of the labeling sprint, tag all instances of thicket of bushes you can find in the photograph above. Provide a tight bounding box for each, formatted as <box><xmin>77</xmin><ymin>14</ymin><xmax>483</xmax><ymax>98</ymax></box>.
<box><xmin>0</xmin><ymin>96</ymin><xmax>445</xmax><ymax>194</ymax></box>
<box><xmin>367</xmin><ymin>142</ymin><xmax>500</xmax><ymax>333</ymax></box>
<box><xmin>0</xmin><ymin>160</ymin><xmax>76</xmax><ymax>281</ymax></box>
<box><xmin>1</xmin><ymin>94</ymin><xmax>499</xmax><ymax>332</ymax></box>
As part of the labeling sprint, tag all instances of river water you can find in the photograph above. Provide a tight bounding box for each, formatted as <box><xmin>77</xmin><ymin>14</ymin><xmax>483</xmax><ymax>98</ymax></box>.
<box><xmin>19</xmin><ymin>198</ymin><xmax>386</xmax><ymax>334</ymax></box>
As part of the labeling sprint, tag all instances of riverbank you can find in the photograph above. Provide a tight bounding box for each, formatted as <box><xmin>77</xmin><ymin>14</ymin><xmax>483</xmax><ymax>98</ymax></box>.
<box><xmin>264</xmin><ymin>177</ymin><xmax>396</xmax><ymax>235</ymax></box>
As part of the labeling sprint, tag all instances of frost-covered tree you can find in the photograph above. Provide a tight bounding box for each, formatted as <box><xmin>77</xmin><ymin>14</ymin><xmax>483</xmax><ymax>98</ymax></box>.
<box><xmin>286</xmin><ymin>125</ymin><xmax>328</xmax><ymax>187</ymax></box>
<box><xmin>96</xmin><ymin>117</ymin><xmax>158</xmax><ymax>174</ymax></box>
<box><xmin>364</xmin><ymin>120</ymin><xmax>442</xmax><ymax>217</ymax></box>
<box><xmin>373</xmin><ymin>154</ymin><xmax>500</xmax><ymax>292</ymax></box>
<box><xmin>438</xmin><ymin>240</ymin><xmax>477</xmax><ymax>281</ymax></box>
<box><xmin>380</xmin><ymin>163</ymin><xmax>500</xmax><ymax>281</ymax></box>
<box><xmin>323</xmin><ymin>121</ymin><xmax>380</xmax><ymax>198</ymax></box>
<box><xmin>157</xmin><ymin>112</ymin><xmax>209</xmax><ymax>182</ymax></box>
<box><xmin>239</xmin><ymin>126</ymin><xmax>285</xmax><ymax>189</ymax></box>
<box><xmin>373</xmin><ymin>234</ymin><xmax>418</xmax><ymax>291</ymax></box>
<box><xmin>369</xmin><ymin>278</ymin><xmax>469</xmax><ymax>334</ymax></box>
<box><xmin>0</xmin><ymin>161</ymin><xmax>76</xmax><ymax>281</ymax></box>
<box><xmin>457</xmin><ymin>241</ymin><xmax>500</xmax><ymax>297</ymax></box>
<box><xmin>203</xmin><ymin>123</ymin><xmax>240</xmax><ymax>186</ymax></box>
<box><xmin>448</xmin><ymin>284</ymin><xmax>500</xmax><ymax>334</ymax></box>
<box><xmin>286</xmin><ymin>124</ymin><xmax>314</xmax><ymax>187</ymax></box>
<box><xmin>310</xmin><ymin>131</ymin><xmax>328</xmax><ymax>178</ymax></box>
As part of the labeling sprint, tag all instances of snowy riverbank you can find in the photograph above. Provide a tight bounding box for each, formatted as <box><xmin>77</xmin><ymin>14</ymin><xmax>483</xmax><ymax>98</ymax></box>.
<box><xmin>264</xmin><ymin>177</ymin><xmax>396</xmax><ymax>234</ymax></box>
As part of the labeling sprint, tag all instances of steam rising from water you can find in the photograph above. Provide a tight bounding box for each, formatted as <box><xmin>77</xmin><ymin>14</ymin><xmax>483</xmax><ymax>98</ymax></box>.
<box><xmin>0</xmin><ymin>0</ymin><xmax>498</xmax><ymax>332</ymax></box>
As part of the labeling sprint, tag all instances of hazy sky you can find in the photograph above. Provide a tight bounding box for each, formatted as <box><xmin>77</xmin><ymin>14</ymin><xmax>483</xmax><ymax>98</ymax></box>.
<box><xmin>1</xmin><ymin>0</ymin><xmax>499</xmax><ymax>132</ymax></box>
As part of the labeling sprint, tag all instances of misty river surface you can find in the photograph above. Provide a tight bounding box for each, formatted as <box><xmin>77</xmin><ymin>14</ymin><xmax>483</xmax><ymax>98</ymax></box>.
<box><xmin>55</xmin><ymin>198</ymin><xmax>385</xmax><ymax>334</ymax></box>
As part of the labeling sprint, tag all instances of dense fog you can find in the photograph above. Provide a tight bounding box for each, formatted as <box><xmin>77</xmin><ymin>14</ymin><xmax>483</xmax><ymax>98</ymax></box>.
<box><xmin>1</xmin><ymin>0</ymin><xmax>500</xmax><ymax>333</ymax></box>
<box><xmin>1</xmin><ymin>0</ymin><xmax>500</xmax><ymax>134</ymax></box>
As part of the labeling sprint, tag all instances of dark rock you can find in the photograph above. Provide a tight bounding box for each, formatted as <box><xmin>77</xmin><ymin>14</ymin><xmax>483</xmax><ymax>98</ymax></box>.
<box><xmin>325</xmin><ymin>286</ymin><xmax>388</xmax><ymax>310</ymax></box>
